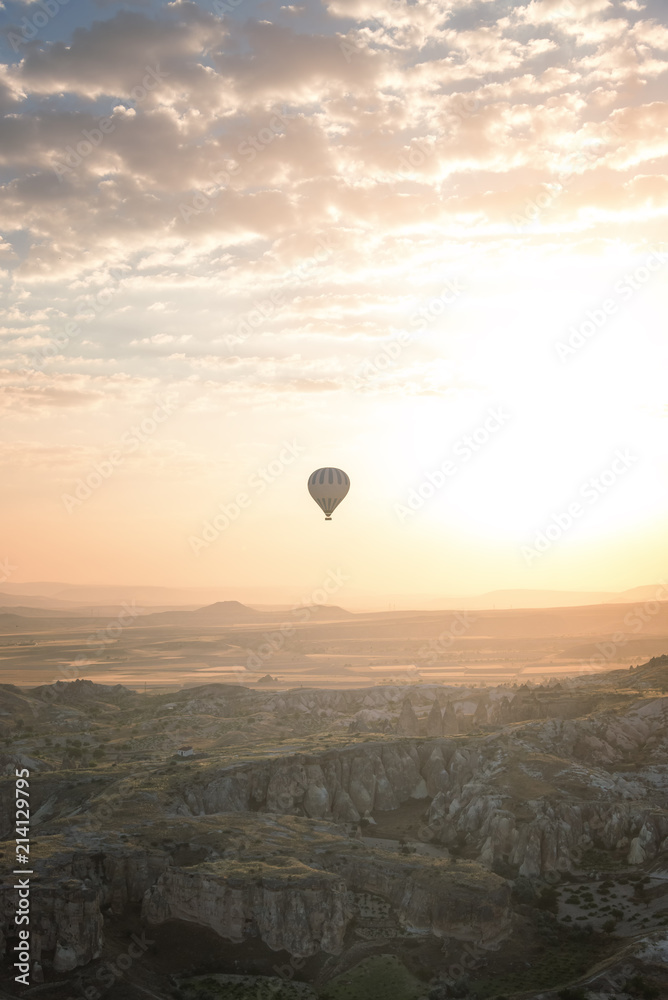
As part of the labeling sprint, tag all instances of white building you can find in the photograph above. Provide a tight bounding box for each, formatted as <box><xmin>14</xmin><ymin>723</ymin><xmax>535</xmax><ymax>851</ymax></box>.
<box><xmin>176</xmin><ymin>746</ymin><xmax>194</xmax><ymax>757</ymax></box>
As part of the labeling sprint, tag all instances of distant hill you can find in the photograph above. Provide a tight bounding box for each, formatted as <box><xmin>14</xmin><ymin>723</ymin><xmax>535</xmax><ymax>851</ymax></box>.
<box><xmin>190</xmin><ymin>601</ymin><xmax>268</xmax><ymax>623</ymax></box>
<box><xmin>0</xmin><ymin>603</ymin><xmax>198</xmax><ymax>619</ymax></box>
<box><xmin>138</xmin><ymin>601</ymin><xmax>268</xmax><ymax>626</ymax></box>
<box><xmin>618</xmin><ymin>585</ymin><xmax>668</xmax><ymax>603</ymax></box>
<box><xmin>137</xmin><ymin>601</ymin><xmax>355</xmax><ymax>627</ymax></box>
<box><xmin>0</xmin><ymin>583</ymin><xmax>235</xmax><ymax>606</ymax></box>
<box><xmin>0</xmin><ymin>582</ymin><xmax>326</xmax><ymax>606</ymax></box>
<box><xmin>0</xmin><ymin>591</ymin><xmax>87</xmax><ymax>610</ymax></box>
<box><xmin>30</xmin><ymin>679</ymin><xmax>134</xmax><ymax>701</ymax></box>
<box><xmin>3</xmin><ymin>581</ymin><xmax>667</xmax><ymax>614</ymax></box>
<box><xmin>424</xmin><ymin>586</ymin><xmax>668</xmax><ymax>610</ymax></box>
<box><xmin>595</xmin><ymin>654</ymin><xmax>668</xmax><ymax>691</ymax></box>
<box><xmin>0</xmin><ymin>613</ymin><xmax>43</xmax><ymax>629</ymax></box>
<box><xmin>0</xmin><ymin>612</ymin><xmax>130</xmax><ymax>631</ymax></box>
<box><xmin>295</xmin><ymin>605</ymin><xmax>354</xmax><ymax>620</ymax></box>
<box><xmin>0</xmin><ymin>600</ymin><xmax>356</xmax><ymax>630</ymax></box>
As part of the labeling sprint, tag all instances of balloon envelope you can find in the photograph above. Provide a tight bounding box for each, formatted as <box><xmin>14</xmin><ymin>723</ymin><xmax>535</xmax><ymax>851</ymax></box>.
<box><xmin>308</xmin><ymin>468</ymin><xmax>350</xmax><ymax>520</ymax></box>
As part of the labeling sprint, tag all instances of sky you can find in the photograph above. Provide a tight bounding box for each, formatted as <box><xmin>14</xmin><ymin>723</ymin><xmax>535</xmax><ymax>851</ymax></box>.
<box><xmin>1</xmin><ymin>0</ymin><xmax>668</xmax><ymax>607</ymax></box>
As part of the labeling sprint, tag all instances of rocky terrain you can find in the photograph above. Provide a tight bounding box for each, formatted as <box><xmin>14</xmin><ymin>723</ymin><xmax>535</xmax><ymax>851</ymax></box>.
<box><xmin>0</xmin><ymin>657</ymin><xmax>667</xmax><ymax>999</ymax></box>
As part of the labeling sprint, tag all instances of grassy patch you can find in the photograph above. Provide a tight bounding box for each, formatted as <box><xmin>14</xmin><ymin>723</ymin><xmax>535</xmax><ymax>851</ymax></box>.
<box><xmin>179</xmin><ymin>973</ymin><xmax>317</xmax><ymax>999</ymax></box>
<box><xmin>319</xmin><ymin>955</ymin><xmax>425</xmax><ymax>1000</ymax></box>
<box><xmin>469</xmin><ymin>916</ymin><xmax>613</xmax><ymax>999</ymax></box>
<box><xmin>579</xmin><ymin>848</ymin><xmax>626</xmax><ymax>871</ymax></box>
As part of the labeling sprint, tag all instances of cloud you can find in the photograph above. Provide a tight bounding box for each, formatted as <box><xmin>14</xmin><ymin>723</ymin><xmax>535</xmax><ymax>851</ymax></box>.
<box><xmin>13</xmin><ymin>8</ymin><xmax>220</xmax><ymax>100</ymax></box>
<box><xmin>0</xmin><ymin>0</ymin><xmax>666</xmax><ymax>412</ymax></box>
<box><xmin>0</xmin><ymin>369</ymin><xmax>167</xmax><ymax>415</ymax></box>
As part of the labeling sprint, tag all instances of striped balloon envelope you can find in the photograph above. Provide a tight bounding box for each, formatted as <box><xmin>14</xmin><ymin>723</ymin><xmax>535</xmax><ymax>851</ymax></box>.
<box><xmin>307</xmin><ymin>468</ymin><xmax>350</xmax><ymax>520</ymax></box>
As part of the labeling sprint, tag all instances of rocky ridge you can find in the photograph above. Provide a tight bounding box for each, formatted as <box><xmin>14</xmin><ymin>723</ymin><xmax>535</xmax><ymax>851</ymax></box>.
<box><xmin>164</xmin><ymin>698</ymin><xmax>668</xmax><ymax>876</ymax></box>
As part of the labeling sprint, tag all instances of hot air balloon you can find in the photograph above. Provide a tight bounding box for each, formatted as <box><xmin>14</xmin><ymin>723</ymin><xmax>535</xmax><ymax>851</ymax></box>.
<box><xmin>308</xmin><ymin>468</ymin><xmax>350</xmax><ymax>521</ymax></box>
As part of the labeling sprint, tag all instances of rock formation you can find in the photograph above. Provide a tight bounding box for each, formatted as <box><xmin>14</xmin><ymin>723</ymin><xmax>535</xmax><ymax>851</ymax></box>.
<box><xmin>397</xmin><ymin>697</ymin><xmax>420</xmax><ymax>736</ymax></box>
<box><xmin>142</xmin><ymin>860</ymin><xmax>350</xmax><ymax>957</ymax></box>
<box><xmin>0</xmin><ymin>878</ymin><xmax>103</xmax><ymax>972</ymax></box>
<box><xmin>163</xmin><ymin>697</ymin><xmax>668</xmax><ymax>877</ymax></box>
<box><xmin>426</xmin><ymin>701</ymin><xmax>444</xmax><ymax>737</ymax></box>
<box><xmin>442</xmin><ymin>701</ymin><xmax>458</xmax><ymax>735</ymax></box>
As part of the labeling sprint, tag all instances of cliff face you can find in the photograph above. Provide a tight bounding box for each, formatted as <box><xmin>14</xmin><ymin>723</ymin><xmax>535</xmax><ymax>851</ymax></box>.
<box><xmin>35</xmin><ymin>880</ymin><xmax>104</xmax><ymax>972</ymax></box>
<box><xmin>70</xmin><ymin>848</ymin><xmax>171</xmax><ymax>912</ymax></box>
<box><xmin>141</xmin><ymin>854</ymin><xmax>511</xmax><ymax>956</ymax></box>
<box><xmin>331</xmin><ymin>854</ymin><xmax>511</xmax><ymax>945</ymax></box>
<box><xmin>1</xmin><ymin>698</ymin><xmax>664</xmax><ymax>982</ymax></box>
<box><xmin>0</xmin><ymin>840</ymin><xmax>510</xmax><ymax>974</ymax></box>
<box><xmin>0</xmin><ymin>770</ymin><xmax>119</xmax><ymax>839</ymax></box>
<box><xmin>179</xmin><ymin>742</ymin><xmax>429</xmax><ymax>823</ymax></box>
<box><xmin>426</xmin><ymin>785</ymin><xmax>668</xmax><ymax>877</ymax></box>
<box><xmin>142</xmin><ymin>860</ymin><xmax>351</xmax><ymax>957</ymax></box>
<box><xmin>170</xmin><ymin>698</ymin><xmax>668</xmax><ymax>876</ymax></box>
<box><xmin>0</xmin><ymin>846</ymin><xmax>170</xmax><ymax>975</ymax></box>
<box><xmin>424</xmin><ymin>701</ymin><xmax>668</xmax><ymax>875</ymax></box>
<box><xmin>0</xmin><ymin>879</ymin><xmax>103</xmax><ymax>972</ymax></box>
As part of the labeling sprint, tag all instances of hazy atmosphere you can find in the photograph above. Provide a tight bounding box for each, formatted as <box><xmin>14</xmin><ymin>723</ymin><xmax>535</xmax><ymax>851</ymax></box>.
<box><xmin>2</xmin><ymin>2</ymin><xmax>668</xmax><ymax>1000</ymax></box>
<box><xmin>2</xmin><ymin>0</ymin><xmax>668</xmax><ymax>602</ymax></box>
